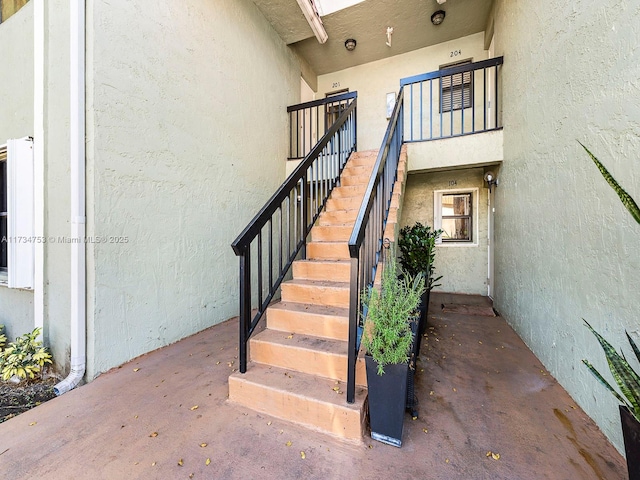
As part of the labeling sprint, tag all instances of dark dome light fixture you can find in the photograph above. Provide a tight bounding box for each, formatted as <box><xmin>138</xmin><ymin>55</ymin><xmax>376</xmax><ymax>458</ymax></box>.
<box><xmin>431</xmin><ymin>10</ymin><xmax>446</xmax><ymax>25</ymax></box>
<box><xmin>344</xmin><ymin>38</ymin><xmax>357</xmax><ymax>51</ymax></box>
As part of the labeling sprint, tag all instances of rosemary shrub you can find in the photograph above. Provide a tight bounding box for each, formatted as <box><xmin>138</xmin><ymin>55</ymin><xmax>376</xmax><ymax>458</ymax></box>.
<box><xmin>361</xmin><ymin>251</ymin><xmax>425</xmax><ymax>375</ymax></box>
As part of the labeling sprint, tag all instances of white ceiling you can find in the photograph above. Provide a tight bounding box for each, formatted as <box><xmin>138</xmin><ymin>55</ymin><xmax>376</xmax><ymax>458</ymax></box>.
<box><xmin>252</xmin><ymin>0</ymin><xmax>494</xmax><ymax>76</ymax></box>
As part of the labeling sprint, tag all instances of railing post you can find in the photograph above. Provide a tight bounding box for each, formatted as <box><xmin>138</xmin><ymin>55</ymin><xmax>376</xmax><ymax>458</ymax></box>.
<box><xmin>239</xmin><ymin>248</ymin><xmax>251</xmax><ymax>373</ymax></box>
<box><xmin>347</xmin><ymin>255</ymin><xmax>360</xmax><ymax>404</ymax></box>
<box><xmin>301</xmin><ymin>171</ymin><xmax>308</xmax><ymax>259</ymax></box>
<box><xmin>353</xmin><ymin>106</ymin><xmax>357</xmax><ymax>153</ymax></box>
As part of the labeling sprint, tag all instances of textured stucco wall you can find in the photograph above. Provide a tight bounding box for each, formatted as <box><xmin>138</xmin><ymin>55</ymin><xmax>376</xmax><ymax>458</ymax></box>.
<box><xmin>400</xmin><ymin>168</ymin><xmax>489</xmax><ymax>295</ymax></box>
<box><xmin>85</xmin><ymin>0</ymin><xmax>300</xmax><ymax>378</ymax></box>
<box><xmin>0</xmin><ymin>1</ymin><xmax>34</xmax><ymax>341</ymax></box>
<box><xmin>491</xmin><ymin>0</ymin><xmax>640</xmax><ymax>453</ymax></box>
<box><xmin>317</xmin><ymin>33</ymin><xmax>488</xmax><ymax>151</ymax></box>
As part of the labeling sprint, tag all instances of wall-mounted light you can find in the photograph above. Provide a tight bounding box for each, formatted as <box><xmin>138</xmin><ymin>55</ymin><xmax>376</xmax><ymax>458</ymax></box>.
<box><xmin>296</xmin><ymin>0</ymin><xmax>328</xmax><ymax>44</ymax></box>
<box><xmin>344</xmin><ymin>38</ymin><xmax>357</xmax><ymax>51</ymax></box>
<box><xmin>484</xmin><ymin>171</ymin><xmax>498</xmax><ymax>192</ymax></box>
<box><xmin>431</xmin><ymin>10</ymin><xmax>446</xmax><ymax>25</ymax></box>
<box><xmin>386</xmin><ymin>27</ymin><xmax>393</xmax><ymax>47</ymax></box>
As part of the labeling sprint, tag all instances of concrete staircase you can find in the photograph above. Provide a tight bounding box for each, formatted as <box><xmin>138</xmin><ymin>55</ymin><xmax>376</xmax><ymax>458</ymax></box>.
<box><xmin>228</xmin><ymin>147</ymin><xmax>408</xmax><ymax>441</ymax></box>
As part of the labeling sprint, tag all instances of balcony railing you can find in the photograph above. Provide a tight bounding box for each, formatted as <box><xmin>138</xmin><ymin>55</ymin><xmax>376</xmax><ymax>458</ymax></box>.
<box><xmin>288</xmin><ymin>92</ymin><xmax>357</xmax><ymax>160</ymax></box>
<box><xmin>401</xmin><ymin>57</ymin><xmax>503</xmax><ymax>142</ymax></box>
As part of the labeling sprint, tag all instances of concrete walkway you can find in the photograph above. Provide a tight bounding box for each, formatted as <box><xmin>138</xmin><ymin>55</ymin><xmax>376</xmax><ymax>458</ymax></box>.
<box><xmin>0</xmin><ymin>293</ymin><xmax>627</xmax><ymax>479</ymax></box>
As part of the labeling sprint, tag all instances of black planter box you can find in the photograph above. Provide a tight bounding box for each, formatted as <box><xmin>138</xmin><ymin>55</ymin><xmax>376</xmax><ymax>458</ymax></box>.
<box><xmin>366</xmin><ymin>356</ymin><xmax>408</xmax><ymax>447</ymax></box>
<box><xmin>620</xmin><ymin>405</ymin><xmax>640</xmax><ymax>480</ymax></box>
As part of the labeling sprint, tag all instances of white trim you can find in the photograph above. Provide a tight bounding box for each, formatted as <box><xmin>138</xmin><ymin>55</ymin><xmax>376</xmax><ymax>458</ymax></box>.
<box><xmin>433</xmin><ymin>187</ymin><xmax>479</xmax><ymax>247</ymax></box>
<box><xmin>33</xmin><ymin>0</ymin><xmax>45</xmax><ymax>331</ymax></box>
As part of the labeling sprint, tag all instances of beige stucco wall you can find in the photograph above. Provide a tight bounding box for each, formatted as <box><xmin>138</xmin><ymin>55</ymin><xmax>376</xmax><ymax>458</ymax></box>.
<box><xmin>400</xmin><ymin>167</ymin><xmax>489</xmax><ymax>295</ymax></box>
<box><xmin>84</xmin><ymin>0</ymin><xmax>300</xmax><ymax>378</ymax></box>
<box><xmin>317</xmin><ymin>33</ymin><xmax>488</xmax><ymax>151</ymax></box>
<box><xmin>0</xmin><ymin>2</ymin><xmax>34</xmax><ymax>340</ymax></box>
<box><xmin>408</xmin><ymin>129</ymin><xmax>503</xmax><ymax>172</ymax></box>
<box><xmin>492</xmin><ymin>0</ymin><xmax>640</xmax><ymax>453</ymax></box>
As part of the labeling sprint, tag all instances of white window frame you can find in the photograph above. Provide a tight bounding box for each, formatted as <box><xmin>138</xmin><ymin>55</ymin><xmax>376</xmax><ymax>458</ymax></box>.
<box><xmin>0</xmin><ymin>137</ymin><xmax>35</xmax><ymax>288</ymax></box>
<box><xmin>434</xmin><ymin>188</ymin><xmax>479</xmax><ymax>247</ymax></box>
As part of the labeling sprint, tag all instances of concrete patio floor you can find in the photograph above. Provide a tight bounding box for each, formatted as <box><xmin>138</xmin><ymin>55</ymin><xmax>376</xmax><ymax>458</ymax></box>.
<box><xmin>0</xmin><ymin>293</ymin><xmax>628</xmax><ymax>479</ymax></box>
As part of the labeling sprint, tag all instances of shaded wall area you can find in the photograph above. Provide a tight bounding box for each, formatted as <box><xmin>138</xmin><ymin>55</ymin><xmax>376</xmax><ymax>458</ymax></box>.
<box><xmin>491</xmin><ymin>0</ymin><xmax>640</xmax><ymax>453</ymax></box>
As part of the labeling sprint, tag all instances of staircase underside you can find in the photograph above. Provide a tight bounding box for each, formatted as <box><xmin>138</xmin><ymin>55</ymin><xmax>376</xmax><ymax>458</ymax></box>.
<box><xmin>229</xmin><ymin>147</ymin><xmax>409</xmax><ymax>442</ymax></box>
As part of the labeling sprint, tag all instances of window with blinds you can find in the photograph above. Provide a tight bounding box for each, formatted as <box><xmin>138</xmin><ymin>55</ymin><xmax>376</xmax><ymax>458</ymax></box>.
<box><xmin>440</xmin><ymin>60</ymin><xmax>473</xmax><ymax>113</ymax></box>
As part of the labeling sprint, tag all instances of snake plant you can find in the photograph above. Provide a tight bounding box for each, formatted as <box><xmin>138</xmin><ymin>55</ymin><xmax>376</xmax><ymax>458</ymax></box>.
<box><xmin>580</xmin><ymin>142</ymin><xmax>640</xmax><ymax>423</ymax></box>
<box><xmin>582</xmin><ymin>321</ymin><xmax>640</xmax><ymax>423</ymax></box>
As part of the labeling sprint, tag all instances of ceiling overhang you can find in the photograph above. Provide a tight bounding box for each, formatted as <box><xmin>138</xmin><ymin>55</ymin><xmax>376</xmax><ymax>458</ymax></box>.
<box><xmin>253</xmin><ymin>0</ymin><xmax>495</xmax><ymax>77</ymax></box>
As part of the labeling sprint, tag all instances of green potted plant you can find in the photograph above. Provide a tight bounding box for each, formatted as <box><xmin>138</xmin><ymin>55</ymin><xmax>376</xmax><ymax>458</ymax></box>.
<box><xmin>361</xmin><ymin>248</ymin><xmax>425</xmax><ymax>447</ymax></box>
<box><xmin>398</xmin><ymin>222</ymin><xmax>442</xmax><ymax>345</ymax></box>
<box><xmin>580</xmin><ymin>142</ymin><xmax>640</xmax><ymax>479</ymax></box>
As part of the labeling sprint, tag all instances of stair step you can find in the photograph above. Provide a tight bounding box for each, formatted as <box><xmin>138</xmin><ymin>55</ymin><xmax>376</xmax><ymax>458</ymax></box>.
<box><xmin>249</xmin><ymin>328</ymin><xmax>367</xmax><ymax>386</ymax></box>
<box><xmin>292</xmin><ymin>259</ymin><xmax>350</xmax><ymax>282</ymax></box>
<box><xmin>267</xmin><ymin>302</ymin><xmax>349</xmax><ymax>341</ymax></box>
<box><xmin>229</xmin><ymin>363</ymin><xmax>367</xmax><ymax>441</ymax></box>
<box><xmin>330</xmin><ymin>185</ymin><xmax>366</xmax><ymax>198</ymax></box>
<box><xmin>281</xmin><ymin>279</ymin><xmax>350</xmax><ymax>308</ymax></box>
<box><xmin>318</xmin><ymin>209</ymin><xmax>358</xmax><ymax>225</ymax></box>
<box><xmin>307</xmin><ymin>241</ymin><xmax>350</xmax><ymax>260</ymax></box>
<box><xmin>348</xmin><ymin>152</ymin><xmax>376</xmax><ymax>163</ymax></box>
<box><xmin>341</xmin><ymin>165</ymin><xmax>373</xmax><ymax>177</ymax></box>
<box><xmin>311</xmin><ymin>225</ymin><xmax>353</xmax><ymax>242</ymax></box>
<box><xmin>341</xmin><ymin>174</ymin><xmax>371</xmax><ymax>186</ymax></box>
<box><xmin>325</xmin><ymin>196</ymin><xmax>363</xmax><ymax>211</ymax></box>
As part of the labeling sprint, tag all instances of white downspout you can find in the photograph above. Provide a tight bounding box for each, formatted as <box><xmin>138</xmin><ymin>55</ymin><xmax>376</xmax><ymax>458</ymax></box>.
<box><xmin>55</xmin><ymin>0</ymin><xmax>86</xmax><ymax>395</ymax></box>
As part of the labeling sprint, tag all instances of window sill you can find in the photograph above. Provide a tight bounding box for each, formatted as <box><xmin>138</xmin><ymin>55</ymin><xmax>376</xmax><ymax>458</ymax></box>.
<box><xmin>437</xmin><ymin>242</ymin><xmax>478</xmax><ymax>248</ymax></box>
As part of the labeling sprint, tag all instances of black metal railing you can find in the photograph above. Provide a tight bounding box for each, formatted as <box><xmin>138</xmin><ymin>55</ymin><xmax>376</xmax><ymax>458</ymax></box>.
<box><xmin>288</xmin><ymin>92</ymin><xmax>357</xmax><ymax>160</ymax></box>
<box><xmin>401</xmin><ymin>56</ymin><xmax>503</xmax><ymax>142</ymax></box>
<box><xmin>232</xmin><ymin>94</ymin><xmax>357</xmax><ymax>373</ymax></box>
<box><xmin>345</xmin><ymin>88</ymin><xmax>405</xmax><ymax>403</ymax></box>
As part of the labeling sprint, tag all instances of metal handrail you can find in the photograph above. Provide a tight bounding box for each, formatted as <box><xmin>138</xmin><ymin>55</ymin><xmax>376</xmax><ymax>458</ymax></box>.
<box><xmin>345</xmin><ymin>88</ymin><xmax>405</xmax><ymax>403</ymax></box>
<box><xmin>231</xmin><ymin>94</ymin><xmax>358</xmax><ymax>374</ymax></box>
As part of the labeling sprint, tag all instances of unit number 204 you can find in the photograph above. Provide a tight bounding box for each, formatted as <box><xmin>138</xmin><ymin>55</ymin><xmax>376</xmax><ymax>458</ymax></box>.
<box><xmin>450</xmin><ymin>50</ymin><xmax>462</xmax><ymax>57</ymax></box>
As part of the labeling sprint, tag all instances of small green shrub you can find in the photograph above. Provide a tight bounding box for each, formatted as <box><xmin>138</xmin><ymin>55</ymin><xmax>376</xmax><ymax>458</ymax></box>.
<box><xmin>0</xmin><ymin>327</ymin><xmax>52</xmax><ymax>381</ymax></box>
<box><xmin>398</xmin><ymin>222</ymin><xmax>443</xmax><ymax>291</ymax></box>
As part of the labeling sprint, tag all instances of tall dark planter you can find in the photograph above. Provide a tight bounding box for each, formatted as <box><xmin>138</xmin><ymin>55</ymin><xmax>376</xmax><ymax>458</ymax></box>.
<box><xmin>366</xmin><ymin>356</ymin><xmax>408</xmax><ymax>447</ymax></box>
<box><xmin>620</xmin><ymin>405</ymin><xmax>640</xmax><ymax>480</ymax></box>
